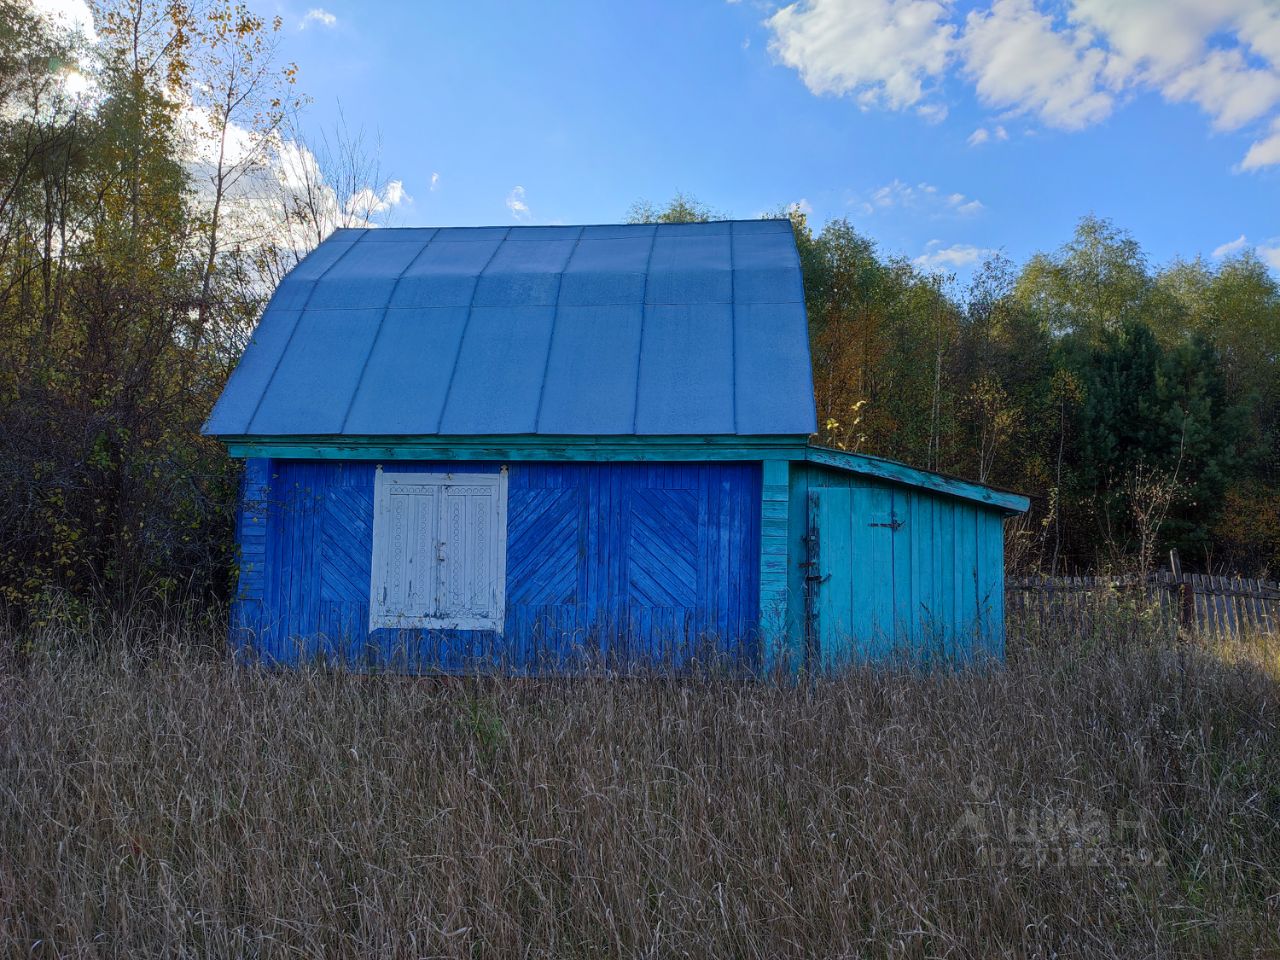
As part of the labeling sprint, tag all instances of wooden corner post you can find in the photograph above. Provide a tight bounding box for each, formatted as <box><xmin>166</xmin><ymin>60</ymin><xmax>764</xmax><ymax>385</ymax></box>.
<box><xmin>759</xmin><ymin>460</ymin><xmax>792</xmax><ymax>675</ymax></box>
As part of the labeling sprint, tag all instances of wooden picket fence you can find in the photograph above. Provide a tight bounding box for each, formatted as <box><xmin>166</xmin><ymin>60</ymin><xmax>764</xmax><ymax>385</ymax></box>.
<box><xmin>1006</xmin><ymin>572</ymin><xmax>1280</xmax><ymax>639</ymax></box>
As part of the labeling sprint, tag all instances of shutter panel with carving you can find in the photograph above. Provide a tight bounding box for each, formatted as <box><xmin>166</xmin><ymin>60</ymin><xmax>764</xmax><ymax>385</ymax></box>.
<box><xmin>370</xmin><ymin>470</ymin><xmax>506</xmax><ymax>631</ymax></box>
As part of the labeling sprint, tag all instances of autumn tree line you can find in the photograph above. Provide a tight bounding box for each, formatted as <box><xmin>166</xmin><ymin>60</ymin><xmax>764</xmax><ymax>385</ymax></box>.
<box><xmin>631</xmin><ymin>195</ymin><xmax>1279</xmax><ymax>578</ymax></box>
<box><xmin>2</xmin><ymin>1</ymin><xmax>1278</xmax><ymax>627</ymax></box>
<box><xmin>793</xmin><ymin>212</ymin><xmax>1277</xmax><ymax>577</ymax></box>
<box><xmin>0</xmin><ymin>0</ymin><xmax>393</xmax><ymax>622</ymax></box>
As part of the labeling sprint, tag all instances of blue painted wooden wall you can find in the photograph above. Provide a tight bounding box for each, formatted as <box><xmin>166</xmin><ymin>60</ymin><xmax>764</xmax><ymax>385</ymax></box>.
<box><xmin>786</xmin><ymin>463</ymin><xmax>1006</xmax><ymax>664</ymax></box>
<box><xmin>234</xmin><ymin>459</ymin><xmax>762</xmax><ymax>671</ymax></box>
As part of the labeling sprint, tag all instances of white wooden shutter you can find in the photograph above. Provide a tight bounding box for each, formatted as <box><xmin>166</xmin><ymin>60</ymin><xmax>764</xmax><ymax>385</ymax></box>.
<box><xmin>370</xmin><ymin>474</ymin><xmax>440</xmax><ymax>625</ymax></box>
<box><xmin>369</xmin><ymin>469</ymin><xmax>506</xmax><ymax>631</ymax></box>
<box><xmin>439</xmin><ymin>478</ymin><xmax>504</xmax><ymax>628</ymax></box>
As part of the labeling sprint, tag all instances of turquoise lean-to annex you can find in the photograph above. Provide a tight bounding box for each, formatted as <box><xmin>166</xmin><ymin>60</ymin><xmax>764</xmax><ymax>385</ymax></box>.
<box><xmin>211</xmin><ymin>221</ymin><xmax>1028</xmax><ymax>673</ymax></box>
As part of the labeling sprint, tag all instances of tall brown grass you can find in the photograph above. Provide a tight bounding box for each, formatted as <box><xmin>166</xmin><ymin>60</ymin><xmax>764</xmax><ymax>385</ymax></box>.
<box><xmin>1</xmin><ymin>620</ymin><xmax>1278</xmax><ymax>958</ymax></box>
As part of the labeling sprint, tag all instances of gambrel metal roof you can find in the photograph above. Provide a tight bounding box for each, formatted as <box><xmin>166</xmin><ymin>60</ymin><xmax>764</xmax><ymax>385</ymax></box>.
<box><xmin>203</xmin><ymin>220</ymin><xmax>817</xmax><ymax>438</ymax></box>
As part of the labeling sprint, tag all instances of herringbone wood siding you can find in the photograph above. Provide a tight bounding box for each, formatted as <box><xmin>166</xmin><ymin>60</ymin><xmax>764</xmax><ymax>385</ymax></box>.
<box><xmin>233</xmin><ymin>459</ymin><xmax>761</xmax><ymax>671</ymax></box>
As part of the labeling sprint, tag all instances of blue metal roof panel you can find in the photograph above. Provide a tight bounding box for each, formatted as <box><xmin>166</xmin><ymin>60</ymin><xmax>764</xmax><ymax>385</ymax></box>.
<box><xmin>203</xmin><ymin>308</ymin><xmax>302</xmax><ymax>434</ymax></box>
<box><xmin>206</xmin><ymin>220</ymin><xmax>817</xmax><ymax>438</ymax></box>
<box><xmin>248</xmin><ymin>308</ymin><xmax>384</xmax><ymax>434</ymax></box>
<box><xmin>734</xmin><ymin>302</ymin><xmax>816</xmax><ymax>433</ymax></box>
<box><xmin>342</xmin><ymin>306</ymin><xmax>470</xmax><ymax>434</ymax></box>
<box><xmin>267</xmin><ymin>278</ymin><xmax>318</xmax><ymax>311</ymax></box>
<box><xmin>731</xmin><ymin>218</ymin><xmax>793</xmax><ymax>235</ymax></box>
<box><xmin>508</xmin><ymin>225</ymin><xmax>581</xmax><ymax>240</ymax></box>
<box><xmin>429</xmin><ymin>226</ymin><xmax>509</xmax><ymax>241</ymax></box>
<box><xmin>361</xmin><ymin>226</ymin><xmax>438</xmax><ymax>243</ymax></box>
<box><xmin>656</xmin><ymin>220</ymin><xmax>732</xmax><ymax>236</ymax></box>
<box><xmin>537</xmin><ymin>304</ymin><xmax>644</xmax><ymax>433</ymax></box>
<box><xmin>646</xmin><ymin>234</ymin><xmax>732</xmax><ymax>304</ymax></box>
<box><xmin>635</xmin><ymin>303</ymin><xmax>735</xmax><ymax>434</ymax></box>
<box><xmin>263</xmin><ymin>232</ymin><xmax>361</xmax><ymax>310</ymax></box>
<box><xmin>389</xmin><ymin>237</ymin><xmax>503</xmax><ymax>308</ymax></box>
<box><xmin>583</xmin><ymin>223</ymin><xmax>656</xmax><ymax>239</ymax></box>
<box><xmin>473</xmin><ymin>236</ymin><xmax>578</xmax><ymax>306</ymax></box>
<box><xmin>438</xmin><ymin>305</ymin><xmax>557</xmax><ymax>434</ymax></box>
<box><xmin>307</xmin><ymin>239</ymin><xmax>430</xmax><ymax>310</ymax></box>
<box><xmin>559</xmin><ymin>236</ymin><xmax>651</xmax><ymax>306</ymax></box>
<box><xmin>732</xmin><ymin>232</ymin><xmax>805</xmax><ymax>303</ymax></box>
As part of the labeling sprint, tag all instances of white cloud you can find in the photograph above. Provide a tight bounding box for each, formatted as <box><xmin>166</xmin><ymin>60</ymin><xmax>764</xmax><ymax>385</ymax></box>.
<box><xmin>961</xmin><ymin>0</ymin><xmax>1113</xmax><ymax>130</ymax></box>
<box><xmin>862</xmin><ymin>178</ymin><xmax>919</xmax><ymax>212</ymax></box>
<box><xmin>430</xmin><ymin>172</ymin><xmax>441</xmax><ymax>191</ymax></box>
<box><xmin>1212</xmin><ymin>234</ymin><xmax>1248</xmax><ymax>258</ymax></box>
<box><xmin>345</xmin><ymin>180</ymin><xmax>407</xmax><ymax>218</ymax></box>
<box><xmin>766</xmin><ymin>0</ymin><xmax>954</xmax><ymax>111</ymax></box>
<box><xmin>1241</xmin><ymin>119</ymin><xmax>1280</xmax><ymax>170</ymax></box>
<box><xmin>506</xmin><ymin>185</ymin><xmax>531</xmax><ymax>220</ymax></box>
<box><xmin>859</xmin><ymin>179</ymin><xmax>984</xmax><ymax>217</ymax></box>
<box><xmin>300</xmin><ymin>8</ymin><xmax>337</xmax><ymax>29</ymax></box>
<box><xmin>1159</xmin><ymin>48</ymin><xmax>1280</xmax><ymax>131</ymax></box>
<box><xmin>947</xmin><ymin>192</ymin><xmax>983</xmax><ymax>214</ymax></box>
<box><xmin>916</xmin><ymin>102</ymin><xmax>948</xmax><ymax>123</ymax></box>
<box><xmin>967</xmin><ymin>123</ymin><xmax>1010</xmax><ymax>145</ymax></box>
<box><xmin>18</xmin><ymin>1</ymin><xmax>405</xmax><ymax>286</ymax></box>
<box><xmin>1074</xmin><ymin>0</ymin><xmax>1280</xmax><ymax>130</ymax></box>
<box><xmin>765</xmin><ymin>0</ymin><xmax>1280</xmax><ymax>170</ymax></box>
<box><xmin>789</xmin><ymin>198</ymin><xmax>814</xmax><ymax>216</ymax></box>
<box><xmin>30</xmin><ymin>0</ymin><xmax>97</xmax><ymax>41</ymax></box>
<box><xmin>1259</xmin><ymin>245</ymin><xmax>1280</xmax><ymax>271</ymax></box>
<box><xmin>914</xmin><ymin>240</ymin><xmax>991</xmax><ymax>269</ymax></box>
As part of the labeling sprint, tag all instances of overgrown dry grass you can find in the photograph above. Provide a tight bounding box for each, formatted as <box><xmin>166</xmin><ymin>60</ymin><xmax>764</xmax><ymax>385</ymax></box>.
<box><xmin>1</xmin><ymin>621</ymin><xmax>1278</xmax><ymax>958</ymax></box>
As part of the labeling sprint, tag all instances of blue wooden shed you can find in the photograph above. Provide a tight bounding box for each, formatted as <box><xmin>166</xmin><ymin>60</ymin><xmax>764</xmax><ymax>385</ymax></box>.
<box><xmin>205</xmin><ymin>220</ymin><xmax>1028</xmax><ymax>672</ymax></box>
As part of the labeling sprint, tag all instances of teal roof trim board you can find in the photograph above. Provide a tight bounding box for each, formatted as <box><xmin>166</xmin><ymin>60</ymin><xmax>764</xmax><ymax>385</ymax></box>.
<box><xmin>804</xmin><ymin>445</ymin><xmax>1030</xmax><ymax>514</ymax></box>
<box><xmin>221</xmin><ymin>434</ymin><xmax>1029</xmax><ymax>513</ymax></box>
<box><xmin>204</xmin><ymin>220</ymin><xmax>817</xmax><ymax>438</ymax></box>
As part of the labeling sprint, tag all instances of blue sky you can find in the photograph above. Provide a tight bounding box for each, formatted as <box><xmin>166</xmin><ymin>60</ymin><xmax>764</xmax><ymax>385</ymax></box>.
<box><xmin>41</xmin><ymin>0</ymin><xmax>1280</xmax><ymax>277</ymax></box>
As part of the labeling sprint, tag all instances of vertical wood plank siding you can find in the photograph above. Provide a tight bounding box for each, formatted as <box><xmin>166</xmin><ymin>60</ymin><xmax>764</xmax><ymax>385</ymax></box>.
<box><xmin>758</xmin><ymin>459</ymin><xmax>791</xmax><ymax>672</ymax></box>
<box><xmin>231</xmin><ymin>458</ymin><xmax>271</xmax><ymax>651</ymax></box>
<box><xmin>231</xmin><ymin>459</ymin><xmax>761</xmax><ymax>672</ymax></box>
<box><xmin>789</xmin><ymin>463</ymin><xmax>1006</xmax><ymax>664</ymax></box>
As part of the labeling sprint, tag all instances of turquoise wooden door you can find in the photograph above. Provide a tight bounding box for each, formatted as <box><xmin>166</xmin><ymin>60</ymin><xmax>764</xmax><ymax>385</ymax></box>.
<box><xmin>807</xmin><ymin>485</ymin><xmax>901</xmax><ymax>667</ymax></box>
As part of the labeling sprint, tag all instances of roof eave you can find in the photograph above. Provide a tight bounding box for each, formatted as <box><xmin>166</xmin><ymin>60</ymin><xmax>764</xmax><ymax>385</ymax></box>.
<box><xmin>216</xmin><ymin>433</ymin><xmax>814</xmax><ymax>462</ymax></box>
<box><xmin>804</xmin><ymin>444</ymin><xmax>1030</xmax><ymax>514</ymax></box>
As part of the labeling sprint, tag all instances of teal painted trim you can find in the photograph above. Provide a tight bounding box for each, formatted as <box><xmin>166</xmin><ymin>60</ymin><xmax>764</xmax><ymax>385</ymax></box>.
<box><xmin>218</xmin><ymin>434</ymin><xmax>1030</xmax><ymax>515</ymax></box>
<box><xmin>786</xmin><ymin>463</ymin><xmax>811</xmax><ymax>662</ymax></box>
<box><xmin>804</xmin><ymin>445</ymin><xmax>1030</xmax><ymax>514</ymax></box>
<box><xmin>224</xmin><ymin>434</ymin><xmax>811</xmax><ymax>462</ymax></box>
<box><xmin>758</xmin><ymin>459</ymin><xmax>793</xmax><ymax>674</ymax></box>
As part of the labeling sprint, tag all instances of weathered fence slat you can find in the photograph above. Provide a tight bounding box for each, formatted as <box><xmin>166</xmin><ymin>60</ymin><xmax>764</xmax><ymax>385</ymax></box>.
<box><xmin>1007</xmin><ymin>571</ymin><xmax>1280</xmax><ymax>639</ymax></box>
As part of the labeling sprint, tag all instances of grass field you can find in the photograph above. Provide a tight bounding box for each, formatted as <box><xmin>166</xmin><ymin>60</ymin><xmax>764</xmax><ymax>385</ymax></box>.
<box><xmin>1</xmin><ymin>622</ymin><xmax>1278</xmax><ymax>958</ymax></box>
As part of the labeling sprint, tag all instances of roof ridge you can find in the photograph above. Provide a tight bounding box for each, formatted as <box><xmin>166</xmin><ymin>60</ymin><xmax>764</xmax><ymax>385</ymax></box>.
<box><xmin>339</xmin><ymin>218</ymin><xmax>792</xmax><ymax>232</ymax></box>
